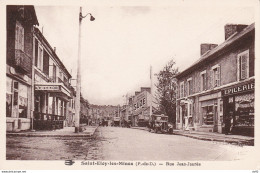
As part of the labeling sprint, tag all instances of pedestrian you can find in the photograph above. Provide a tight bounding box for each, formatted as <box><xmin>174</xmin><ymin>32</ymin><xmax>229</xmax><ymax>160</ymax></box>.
<box><xmin>225</xmin><ymin>114</ymin><xmax>231</xmax><ymax>135</ymax></box>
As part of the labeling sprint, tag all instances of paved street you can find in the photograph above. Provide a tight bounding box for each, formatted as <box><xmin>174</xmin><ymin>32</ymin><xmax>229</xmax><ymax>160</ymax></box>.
<box><xmin>6</xmin><ymin>127</ymin><xmax>253</xmax><ymax>160</ymax></box>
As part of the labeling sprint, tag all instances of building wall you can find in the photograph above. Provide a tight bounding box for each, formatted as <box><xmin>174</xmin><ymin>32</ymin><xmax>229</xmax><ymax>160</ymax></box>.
<box><xmin>176</xmin><ymin>24</ymin><xmax>254</xmax><ymax>133</ymax></box>
<box><xmin>6</xmin><ymin>6</ymin><xmax>37</xmax><ymax>132</ymax></box>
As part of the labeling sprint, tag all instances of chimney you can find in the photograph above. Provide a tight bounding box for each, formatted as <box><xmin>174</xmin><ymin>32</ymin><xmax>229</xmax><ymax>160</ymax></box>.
<box><xmin>200</xmin><ymin>43</ymin><xmax>218</xmax><ymax>56</ymax></box>
<box><xmin>141</xmin><ymin>87</ymin><xmax>151</xmax><ymax>93</ymax></box>
<box><xmin>135</xmin><ymin>91</ymin><xmax>141</xmax><ymax>96</ymax></box>
<box><xmin>54</xmin><ymin>47</ymin><xmax>56</xmax><ymax>53</ymax></box>
<box><xmin>224</xmin><ymin>24</ymin><xmax>248</xmax><ymax>40</ymax></box>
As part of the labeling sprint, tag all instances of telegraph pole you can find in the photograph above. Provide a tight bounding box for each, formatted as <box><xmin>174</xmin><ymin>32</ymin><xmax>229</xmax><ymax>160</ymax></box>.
<box><xmin>75</xmin><ymin>7</ymin><xmax>83</xmax><ymax>133</ymax></box>
<box><xmin>150</xmin><ymin>66</ymin><xmax>153</xmax><ymax>117</ymax></box>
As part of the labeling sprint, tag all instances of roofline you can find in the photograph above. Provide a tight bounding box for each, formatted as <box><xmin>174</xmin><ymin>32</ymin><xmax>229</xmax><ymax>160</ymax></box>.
<box><xmin>34</xmin><ymin>27</ymin><xmax>72</xmax><ymax>78</ymax></box>
<box><xmin>176</xmin><ymin>23</ymin><xmax>255</xmax><ymax>79</ymax></box>
<box><xmin>29</xmin><ymin>6</ymin><xmax>39</xmax><ymax>26</ymax></box>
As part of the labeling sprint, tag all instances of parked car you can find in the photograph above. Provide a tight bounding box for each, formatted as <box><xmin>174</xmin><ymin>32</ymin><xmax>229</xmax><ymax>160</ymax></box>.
<box><xmin>148</xmin><ymin>114</ymin><xmax>173</xmax><ymax>134</ymax></box>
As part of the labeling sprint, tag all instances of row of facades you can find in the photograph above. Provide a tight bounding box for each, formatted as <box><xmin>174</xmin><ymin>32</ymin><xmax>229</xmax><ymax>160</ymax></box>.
<box><xmin>120</xmin><ymin>87</ymin><xmax>157</xmax><ymax>127</ymax></box>
<box><xmin>176</xmin><ymin>23</ymin><xmax>255</xmax><ymax>136</ymax></box>
<box><xmin>120</xmin><ymin>23</ymin><xmax>255</xmax><ymax>137</ymax></box>
<box><xmin>6</xmin><ymin>5</ymin><xmax>89</xmax><ymax>131</ymax></box>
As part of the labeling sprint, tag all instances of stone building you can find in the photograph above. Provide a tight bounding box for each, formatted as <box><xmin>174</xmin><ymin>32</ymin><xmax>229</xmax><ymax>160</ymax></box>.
<box><xmin>6</xmin><ymin>5</ymin><xmax>39</xmax><ymax>131</ymax></box>
<box><xmin>176</xmin><ymin>23</ymin><xmax>255</xmax><ymax>136</ymax></box>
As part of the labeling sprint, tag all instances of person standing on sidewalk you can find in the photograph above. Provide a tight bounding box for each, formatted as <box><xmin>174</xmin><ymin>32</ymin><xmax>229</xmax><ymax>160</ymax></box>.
<box><xmin>225</xmin><ymin>114</ymin><xmax>231</xmax><ymax>135</ymax></box>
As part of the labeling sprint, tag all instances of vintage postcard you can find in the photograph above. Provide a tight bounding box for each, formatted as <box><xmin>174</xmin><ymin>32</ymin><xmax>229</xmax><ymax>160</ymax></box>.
<box><xmin>0</xmin><ymin>0</ymin><xmax>259</xmax><ymax>171</ymax></box>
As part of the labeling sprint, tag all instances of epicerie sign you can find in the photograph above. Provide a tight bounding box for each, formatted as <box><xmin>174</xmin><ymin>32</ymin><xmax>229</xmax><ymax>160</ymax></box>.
<box><xmin>222</xmin><ymin>82</ymin><xmax>254</xmax><ymax>96</ymax></box>
<box><xmin>35</xmin><ymin>85</ymin><xmax>59</xmax><ymax>91</ymax></box>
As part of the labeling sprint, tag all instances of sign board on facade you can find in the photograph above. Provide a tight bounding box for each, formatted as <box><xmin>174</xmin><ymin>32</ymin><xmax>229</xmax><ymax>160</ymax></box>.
<box><xmin>222</xmin><ymin>81</ymin><xmax>254</xmax><ymax>96</ymax></box>
<box><xmin>35</xmin><ymin>85</ymin><xmax>60</xmax><ymax>91</ymax></box>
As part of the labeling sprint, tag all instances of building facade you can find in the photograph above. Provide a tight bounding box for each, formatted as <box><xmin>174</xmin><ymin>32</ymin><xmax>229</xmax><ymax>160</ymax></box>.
<box><xmin>176</xmin><ymin>23</ymin><xmax>255</xmax><ymax>136</ymax></box>
<box><xmin>132</xmin><ymin>87</ymin><xmax>157</xmax><ymax>127</ymax></box>
<box><xmin>32</xmin><ymin>27</ymin><xmax>73</xmax><ymax>130</ymax></box>
<box><xmin>6</xmin><ymin>6</ymin><xmax>39</xmax><ymax>131</ymax></box>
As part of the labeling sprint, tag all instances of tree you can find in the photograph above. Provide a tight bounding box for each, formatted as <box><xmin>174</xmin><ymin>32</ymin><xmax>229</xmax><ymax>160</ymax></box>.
<box><xmin>155</xmin><ymin>59</ymin><xmax>178</xmax><ymax>124</ymax></box>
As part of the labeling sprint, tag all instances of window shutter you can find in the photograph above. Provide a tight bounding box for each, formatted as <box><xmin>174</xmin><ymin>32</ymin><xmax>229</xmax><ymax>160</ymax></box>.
<box><xmin>209</xmin><ymin>70</ymin><xmax>213</xmax><ymax>88</ymax></box>
<box><xmin>15</xmin><ymin>25</ymin><xmax>19</xmax><ymax>49</ymax></box>
<box><xmin>217</xmin><ymin>66</ymin><xmax>220</xmax><ymax>86</ymax></box>
<box><xmin>21</xmin><ymin>27</ymin><xmax>24</xmax><ymax>51</ymax></box>
<box><xmin>184</xmin><ymin>81</ymin><xmax>187</xmax><ymax>97</ymax></box>
<box><xmin>241</xmin><ymin>55</ymin><xmax>247</xmax><ymax>80</ymax></box>
<box><xmin>190</xmin><ymin>80</ymin><xmax>193</xmax><ymax>95</ymax></box>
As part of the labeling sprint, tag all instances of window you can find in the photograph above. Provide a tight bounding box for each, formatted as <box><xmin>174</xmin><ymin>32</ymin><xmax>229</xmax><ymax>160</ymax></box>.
<box><xmin>187</xmin><ymin>78</ymin><xmax>192</xmax><ymax>95</ymax></box>
<box><xmin>212</xmin><ymin>65</ymin><xmax>220</xmax><ymax>87</ymax></box>
<box><xmin>15</xmin><ymin>21</ymin><xmax>24</xmax><ymax>51</ymax></box>
<box><xmin>37</xmin><ymin>45</ymin><xmax>43</xmax><ymax>70</ymax></box>
<box><xmin>6</xmin><ymin>77</ymin><xmax>13</xmax><ymax>117</ymax></box>
<box><xmin>202</xmin><ymin>105</ymin><xmax>214</xmax><ymax>125</ymax></box>
<box><xmin>180</xmin><ymin>82</ymin><xmax>184</xmax><ymax>98</ymax></box>
<box><xmin>34</xmin><ymin>39</ymin><xmax>38</xmax><ymax>67</ymax></box>
<box><xmin>18</xmin><ymin>84</ymin><xmax>28</xmax><ymax>118</ymax></box>
<box><xmin>200</xmin><ymin>71</ymin><xmax>207</xmax><ymax>91</ymax></box>
<box><xmin>237</xmin><ymin>50</ymin><xmax>249</xmax><ymax>81</ymax></box>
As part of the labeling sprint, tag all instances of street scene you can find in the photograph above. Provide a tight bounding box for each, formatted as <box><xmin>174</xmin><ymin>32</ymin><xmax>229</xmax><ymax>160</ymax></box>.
<box><xmin>5</xmin><ymin>1</ymin><xmax>256</xmax><ymax>164</ymax></box>
<box><xmin>6</xmin><ymin>127</ymin><xmax>254</xmax><ymax>160</ymax></box>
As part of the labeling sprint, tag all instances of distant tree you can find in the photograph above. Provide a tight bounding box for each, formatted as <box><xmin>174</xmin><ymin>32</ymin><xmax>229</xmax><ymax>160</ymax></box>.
<box><xmin>155</xmin><ymin>59</ymin><xmax>178</xmax><ymax>124</ymax></box>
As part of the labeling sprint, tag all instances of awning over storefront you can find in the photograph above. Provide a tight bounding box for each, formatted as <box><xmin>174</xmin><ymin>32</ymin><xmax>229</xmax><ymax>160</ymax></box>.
<box><xmin>35</xmin><ymin>83</ymin><xmax>71</xmax><ymax>98</ymax></box>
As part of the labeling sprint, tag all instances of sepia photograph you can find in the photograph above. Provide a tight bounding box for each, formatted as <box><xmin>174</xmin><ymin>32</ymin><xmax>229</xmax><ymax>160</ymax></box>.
<box><xmin>1</xmin><ymin>0</ymin><xmax>259</xmax><ymax>170</ymax></box>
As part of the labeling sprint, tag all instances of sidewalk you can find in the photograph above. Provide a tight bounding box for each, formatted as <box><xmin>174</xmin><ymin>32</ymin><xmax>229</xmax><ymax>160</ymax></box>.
<box><xmin>6</xmin><ymin>126</ymin><xmax>98</xmax><ymax>137</ymax></box>
<box><xmin>172</xmin><ymin>130</ymin><xmax>254</xmax><ymax>146</ymax></box>
<box><xmin>131</xmin><ymin>126</ymin><xmax>254</xmax><ymax>146</ymax></box>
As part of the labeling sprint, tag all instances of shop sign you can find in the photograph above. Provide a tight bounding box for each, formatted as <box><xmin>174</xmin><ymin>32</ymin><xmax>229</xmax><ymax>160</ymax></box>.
<box><xmin>35</xmin><ymin>85</ymin><xmax>60</xmax><ymax>91</ymax></box>
<box><xmin>222</xmin><ymin>82</ymin><xmax>254</xmax><ymax>96</ymax></box>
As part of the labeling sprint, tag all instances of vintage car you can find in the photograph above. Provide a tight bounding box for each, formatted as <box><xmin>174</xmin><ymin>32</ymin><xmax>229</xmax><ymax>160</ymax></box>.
<box><xmin>148</xmin><ymin>114</ymin><xmax>173</xmax><ymax>134</ymax></box>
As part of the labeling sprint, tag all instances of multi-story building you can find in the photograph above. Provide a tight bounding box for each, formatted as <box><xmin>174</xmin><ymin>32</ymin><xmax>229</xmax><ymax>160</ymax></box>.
<box><xmin>6</xmin><ymin>5</ymin><xmax>39</xmax><ymax>131</ymax></box>
<box><xmin>132</xmin><ymin>87</ymin><xmax>157</xmax><ymax>127</ymax></box>
<box><xmin>32</xmin><ymin>27</ymin><xmax>72</xmax><ymax>130</ymax></box>
<box><xmin>176</xmin><ymin>23</ymin><xmax>255</xmax><ymax>136</ymax></box>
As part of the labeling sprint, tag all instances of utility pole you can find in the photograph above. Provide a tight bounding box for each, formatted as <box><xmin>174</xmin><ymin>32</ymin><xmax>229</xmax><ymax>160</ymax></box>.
<box><xmin>74</xmin><ymin>7</ymin><xmax>95</xmax><ymax>133</ymax></box>
<box><xmin>150</xmin><ymin>66</ymin><xmax>153</xmax><ymax>117</ymax></box>
<box><xmin>75</xmin><ymin>7</ymin><xmax>83</xmax><ymax>133</ymax></box>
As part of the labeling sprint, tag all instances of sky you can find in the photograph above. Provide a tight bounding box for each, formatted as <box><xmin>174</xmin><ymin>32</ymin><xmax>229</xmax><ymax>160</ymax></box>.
<box><xmin>34</xmin><ymin>1</ymin><xmax>256</xmax><ymax>105</ymax></box>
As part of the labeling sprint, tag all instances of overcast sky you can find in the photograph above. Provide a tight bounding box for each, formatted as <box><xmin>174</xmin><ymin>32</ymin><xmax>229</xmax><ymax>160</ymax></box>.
<box><xmin>34</xmin><ymin>1</ymin><xmax>255</xmax><ymax>105</ymax></box>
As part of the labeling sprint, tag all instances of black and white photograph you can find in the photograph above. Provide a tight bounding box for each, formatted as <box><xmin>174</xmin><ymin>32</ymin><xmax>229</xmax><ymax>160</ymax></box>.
<box><xmin>0</xmin><ymin>0</ymin><xmax>259</xmax><ymax>170</ymax></box>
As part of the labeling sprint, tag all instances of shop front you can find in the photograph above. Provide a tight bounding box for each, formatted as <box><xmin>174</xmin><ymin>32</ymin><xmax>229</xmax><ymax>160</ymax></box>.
<box><xmin>197</xmin><ymin>92</ymin><xmax>222</xmax><ymax>133</ymax></box>
<box><xmin>222</xmin><ymin>81</ymin><xmax>254</xmax><ymax>136</ymax></box>
<box><xmin>177</xmin><ymin>99</ymin><xmax>193</xmax><ymax>131</ymax></box>
<box><xmin>6</xmin><ymin>74</ymin><xmax>32</xmax><ymax>132</ymax></box>
<box><xmin>33</xmin><ymin>83</ymin><xmax>71</xmax><ymax>130</ymax></box>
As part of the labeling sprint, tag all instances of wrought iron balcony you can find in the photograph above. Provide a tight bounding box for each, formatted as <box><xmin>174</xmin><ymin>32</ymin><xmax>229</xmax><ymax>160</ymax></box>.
<box><xmin>14</xmin><ymin>49</ymin><xmax>31</xmax><ymax>74</ymax></box>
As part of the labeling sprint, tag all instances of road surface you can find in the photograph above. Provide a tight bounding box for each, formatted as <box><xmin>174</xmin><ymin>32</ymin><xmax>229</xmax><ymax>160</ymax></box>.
<box><xmin>6</xmin><ymin>126</ymin><xmax>253</xmax><ymax>160</ymax></box>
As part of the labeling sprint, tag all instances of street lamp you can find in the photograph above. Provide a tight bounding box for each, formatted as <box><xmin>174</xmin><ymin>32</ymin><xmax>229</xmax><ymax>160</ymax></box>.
<box><xmin>75</xmin><ymin>7</ymin><xmax>95</xmax><ymax>133</ymax></box>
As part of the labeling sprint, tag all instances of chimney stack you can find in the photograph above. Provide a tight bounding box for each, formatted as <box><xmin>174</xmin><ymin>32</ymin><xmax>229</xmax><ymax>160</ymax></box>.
<box><xmin>200</xmin><ymin>43</ymin><xmax>218</xmax><ymax>56</ymax></box>
<box><xmin>135</xmin><ymin>91</ymin><xmax>141</xmax><ymax>96</ymax></box>
<box><xmin>141</xmin><ymin>87</ymin><xmax>151</xmax><ymax>93</ymax></box>
<box><xmin>224</xmin><ymin>24</ymin><xmax>248</xmax><ymax>40</ymax></box>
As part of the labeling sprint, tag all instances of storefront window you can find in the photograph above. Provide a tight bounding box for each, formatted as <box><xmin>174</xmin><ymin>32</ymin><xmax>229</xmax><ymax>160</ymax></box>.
<box><xmin>235</xmin><ymin>93</ymin><xmax>254</xmax><ymax>127</ymax></box>
<box><xmin>6</xmin><ymin>77</ymin><xmax>13</xmax><ymax>117</ymax></box>
<box><xmin>18</xmin><ymin>84</ymin><xmax>28</xmax><ymax>118</ymax></box>
<box><xmin>202</xmin><ymin>106</ymin><xmax>214</xmax><ymax>125</ymax></box>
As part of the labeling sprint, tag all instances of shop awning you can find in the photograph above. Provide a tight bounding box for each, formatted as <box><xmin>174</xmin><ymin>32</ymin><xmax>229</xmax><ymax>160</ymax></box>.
<box><xmin>35</xmin><ymin>83</ymin><xmax>71</xmax><ymax>98</ymax></box>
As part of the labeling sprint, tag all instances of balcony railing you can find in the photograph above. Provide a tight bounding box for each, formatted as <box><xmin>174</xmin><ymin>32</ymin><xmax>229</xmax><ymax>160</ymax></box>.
<box><xmin>49</xmin><ymin>76</ymin><xmax>70</xmax><ymax>89</ymax></box>
<box><xmin>33</xmin><ymin>112</ymin><xmax>64</xmax><ymax>130</ymax></box>
<box><xmin>14</xmin><ymin>49</ymin><xmax>31</xmax><ymax>74</ymax></box>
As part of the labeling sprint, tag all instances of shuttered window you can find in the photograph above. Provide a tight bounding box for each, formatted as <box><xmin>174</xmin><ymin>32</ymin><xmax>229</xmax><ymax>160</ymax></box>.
<box><xmin>15</xmin><ymin>21</ymin><xmax>24</xmax><ymax>51</ymax></box>
<box><xmin>212</xmin><ymin>65</ymin><xmax>221</xmax><ymax>87</ymax></box>
<box><xmin>240</xmin><ymin>55</ymin><xmax>247</xmax><ymax>80</ymax></box>
<box><xmin>238</xmin><ymin>50</ymin><xmax>249</xmax><ymax>81</ymax></box>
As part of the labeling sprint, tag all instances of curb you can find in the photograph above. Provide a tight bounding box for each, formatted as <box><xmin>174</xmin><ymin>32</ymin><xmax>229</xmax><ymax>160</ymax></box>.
<box><xmin>172</xmin><ymin>132</ymin><xmax>254</xmax><ymax>146</ymax></box>
<box><xmin>131</xmin><ymin>127</ymin><xmax>149</xmax><ymax>131</ymax></box>
<box><xmin>6</xmin><ymin>126</ymin><xmax>99</xmax><ymax>138</ymax></box>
